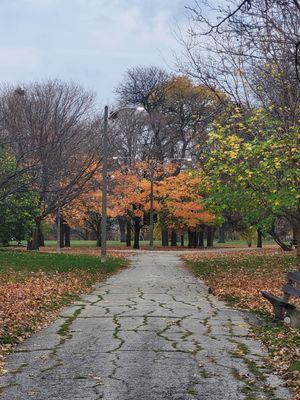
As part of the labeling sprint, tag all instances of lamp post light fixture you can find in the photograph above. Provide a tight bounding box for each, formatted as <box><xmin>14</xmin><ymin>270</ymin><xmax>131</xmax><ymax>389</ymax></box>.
<box><xmin>100</xmin><ymin>105</ymin><xmax>145</xmax><ymax>263</ymax></box>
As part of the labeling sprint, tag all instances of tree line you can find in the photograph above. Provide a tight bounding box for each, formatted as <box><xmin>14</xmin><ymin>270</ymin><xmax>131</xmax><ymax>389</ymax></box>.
<box><xmin>0</xmin><ymin>0</ymin><xmax>298</xmax><ymax>258</ymax></box>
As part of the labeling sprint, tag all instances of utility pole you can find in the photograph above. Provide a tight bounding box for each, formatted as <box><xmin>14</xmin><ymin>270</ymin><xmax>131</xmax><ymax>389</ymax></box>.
<box><xmin>149</xmin><ymin>163</ymin><xmax>154</xmax><ymax>250</ymax></box>
<box><xmin>101</xmin><ymin>105</ymin><xmax>109</xmax><ymax>263</ymax></box>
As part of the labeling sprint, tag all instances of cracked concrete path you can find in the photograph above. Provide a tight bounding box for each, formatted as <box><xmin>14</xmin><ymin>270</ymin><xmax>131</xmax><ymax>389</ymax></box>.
<box><xmin>0</xmin><ymin>252</ymin><xmax>290</xmax><ymax>400</ymax></box>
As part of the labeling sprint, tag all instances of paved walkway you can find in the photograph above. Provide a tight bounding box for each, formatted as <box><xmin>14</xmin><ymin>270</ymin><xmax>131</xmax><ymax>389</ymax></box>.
<box><xmin>0</xmin><ymin>252</ymin><xmax>289</xmax><ymax>400</ymax></box>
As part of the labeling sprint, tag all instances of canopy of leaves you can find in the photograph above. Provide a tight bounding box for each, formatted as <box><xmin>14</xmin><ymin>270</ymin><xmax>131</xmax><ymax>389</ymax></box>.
<box><xmin>0</xmin><ymin>148</ymin><xmax>40</xmax><ymax>244</ymax></box>
<box><xmin>107</xmin><ymin>162</ymin><xmax>214</xmax><ymax>230</ymax></box>
<box><xmin>157</xmin><ymin>171</ymin><xmax>214</xmax><ymax>229</ymax></box>
<box><xmin>204</xmin><ymin>108</ymin><xmax>300</xmax><ymax>232</ymax></box>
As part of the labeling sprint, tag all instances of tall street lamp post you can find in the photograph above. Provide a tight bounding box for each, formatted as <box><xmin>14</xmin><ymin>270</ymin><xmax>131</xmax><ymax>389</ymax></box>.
<box><xmin>149</xmin><ymin>162</ymin><xmax>155</xmax><ymax>250</ymax></box>
<box><xmin>100</xmin><ymin>106</ymin><xmax>109</xmax><ymax>263</ymax></box>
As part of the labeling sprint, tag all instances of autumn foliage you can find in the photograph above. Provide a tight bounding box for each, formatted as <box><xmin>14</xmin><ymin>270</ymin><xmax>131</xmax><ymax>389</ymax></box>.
<box><xmin>109</xmin><ymin>165</ymin><xmax>154</xmax><ymax>219</ymax></box>
<box><xmin>157</xmin><ymin>172</ymin><xmax>214</xmax><ymax>230</ymax></box>
<box><xmin>108</xmin><ymin>162</ymin><xmax>214</xmax><ymax>229</ymax></box>
<box><xmin>59</xmin><ymin>162</ymin><xmax>214</xmax><ymax>248</ymax></box>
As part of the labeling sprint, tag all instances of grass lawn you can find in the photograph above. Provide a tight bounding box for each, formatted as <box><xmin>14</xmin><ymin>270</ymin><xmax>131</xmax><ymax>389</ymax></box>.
<box><xmin>10</xmin><ymin>238</ymin><xmax>276</xmax><ymax>249</ymax></box>
<box><xmin>10</xmin><ymin>239</ymin><xmax>163</xmax><ymax>248</ymax></box>
<box><xmin>184</xmin><ymin>251</ymin><xmax>300</xmax><ymax>398</ymax></box>
<box><xmin>0</xmin><ymin>249</ymin><xmax>125</xmax><ymax>365</ymax></box>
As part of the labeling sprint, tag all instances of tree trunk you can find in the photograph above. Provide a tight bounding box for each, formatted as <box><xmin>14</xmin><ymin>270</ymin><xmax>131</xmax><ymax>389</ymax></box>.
<box><xmin>38</xmin><ymin>231</ymin><xmax>44</xmax><ymax>247</ymax></box>
<box><xmin>180</xmin><ymin>235</ymin><xmax>184</xmax><ymax>247</ymax></box>
<box><xmin>194</xmin><ymin>231</ymin><xmax>198</xmax><ymax>248</ymax></box>
<box><xmin>188</xmin><ymin>229</ymin><xmax>192</xmax><ymax>248</ymax></box>
<box><xmin>188</xmin><ymin>229</ymin><xmax>192</xmax><ymax>249</ymax></box>
<box><xmin>126</xmin><ymin>219</ymin><xmax>131</xmax><ymax>247</ymax></box>
<box><xmin>206</xmin><ymin>226</ymin><xmax>215</xmax><ymax>248</ymax></box>
<box><xmin>60</xmin><ymin>219</ymin><xmax>65</xmax><ymax>248</ymax></box>
<box><xmin>133</xmin><ymin>217</ymin><xmax>141</xmax><ymax>250</ymax></box>
<box><xmin>269</xmin><ymin>228</ymin><xmax>292</xmax><ymax>251</ymax></box>
<box><xmin>188</xmin><ymin>230</ymin><xmax>197</xmax><ymax>248</ymax></box>
<box><xmin>161</xmin><ymin>229</ymin><xmax>169</xmax><ymax>247</ymax></box>
<box><xmin>35</xmin><ymin>220</ymin><xmax>44</xmax><ymax>247</ymax></box>
<box><xmin>27</xmin><ymin>221</ymin><xmax>41</xmax><ymax>250</ymax></box>
<box><xmin>96</xmin><ymin>224</ymin><xmax>101</xmax><ymax>247</ymax></box>
<box><xmin>193</xmin><ymin>231</ymin><xmax>197</xmax><ymax>247</ymax></box>
<box><xmin>64</xmin><ymin>224</ymin><xmax>71</xmax><ymax>247</ymax></box>
<box><xmin>257</xmin><ymin>229</ymin><xmax>263</xmax><ymax>248</ymax></box>
<box><xmin>118</xmin><ymin>217</ymin><xmax>126</xmax><ymax>243</ymax></box>
<box><xmin>27</xmin><ymin>240</ymin><xmax>35</xmax><ymax>250</ymax></box>
<box><xmin>171</xmin><ymin>230</ymin><xmax>177</xmax><ymax>246</ymax></box>
<box><xmin>218</xmin><ymin>225</ymin><xmax>226</xmax><ymax>243</ymax></box>
<box><xmin>198</xmin><ymin>229</ymin><xmax>204</xmax><ymax>248</ymax></box>
<box><xmin>96</xmin><ymin>235</ymin><xmax>101</xmax><ymax>247</ymax></box>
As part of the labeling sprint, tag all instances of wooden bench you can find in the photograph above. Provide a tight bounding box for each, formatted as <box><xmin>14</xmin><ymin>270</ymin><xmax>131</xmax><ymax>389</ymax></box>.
<box><xmin>261</xmin><ymin>270</ymin><xmax>300</xmax><ymax>324</ymax></box>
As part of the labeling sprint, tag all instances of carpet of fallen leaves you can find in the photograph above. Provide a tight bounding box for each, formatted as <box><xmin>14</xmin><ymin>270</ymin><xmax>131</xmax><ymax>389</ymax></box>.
<box><xmin>184</xmin><ymin>249</ymin><xmax>300</xmax><ymax>399</ymax></box>
<box><xmin>39</xmin><ymin>246</ymin><xmax>134</xmax><ymax>259</ymax></box>
<box><xmin>0</xmin><ymin>249</ymin><xmax>126</xmax><ymax>373</ymax></box>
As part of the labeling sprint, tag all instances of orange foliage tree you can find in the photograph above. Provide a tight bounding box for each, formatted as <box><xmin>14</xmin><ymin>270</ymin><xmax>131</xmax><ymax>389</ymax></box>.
<box><xmin>63</xmin><ymin>189</ymin><xmax>102</xmax><ymax>245</ymax></box>
<box><xmin>157</xmin><ymin>170</ymin><xmax>214</xmax><ymax>246</ymax></box>
<box><xmin>109</xmin><ymin>164</ymin><xmax>158</xmax><ymax>249</ymax></box>
<box><xmin>109</xmin><ymin>163</ymin><xmax>213</xmax><ymax>248</ymax></box>
<box><xmin>54</xmin><ymin>172</ymin><xmax>103</xmax><ymax>246</ymax></box>
<box><xmin>56</xmin><ymin>163</ymin><xmax>214</xmax><ymax>249</ymax></box>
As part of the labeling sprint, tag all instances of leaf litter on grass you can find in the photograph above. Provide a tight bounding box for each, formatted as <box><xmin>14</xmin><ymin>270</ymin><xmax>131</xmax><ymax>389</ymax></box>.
<box><xmin>0</xmin><ymin>249</ymin><xmax>126</xmax><ymax>373</ymax></box>
<box><xmin>183</xmin><ymin>249</ymin><xmax>300</xmax><ymax>399</ymax></box>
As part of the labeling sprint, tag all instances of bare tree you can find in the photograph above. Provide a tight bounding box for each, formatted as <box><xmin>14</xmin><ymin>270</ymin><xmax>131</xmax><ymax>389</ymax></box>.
<box><xmin>115</xmin><ymin>66</ymin><xmax>222</xmax><ymax>163</ymax></box>
<box><xmin>178</xmin><ymin>1</ymin><xmax>300</xmax><ymax>117</ymax></box>
<box><xmin>116</xmin><ymin>66</ymin><xmax>172</xmax><ymax>161</ymax></box>
<box><xmin>183</xmin><ymin>0</ymin><xmax>300</xmax><ymax>81</ymax></box>
<box><xmin>117</xmin><ymin>66</ymin><xmax>170</xmax><ymax>111</ymax></box>
<box><xmin>0</xmin><ymin>80</ymin><xmax>101</xmax><ymax>249</ymax></box>
<box><xmin>160</xmin><ymin>76</ymin><xmax>225</xmax><ymax>163</ymax></box>
<box><xmin>110</xmin><ymin>107</ymin><xmax>147</xmax><ymax>163</ymax></box>
<box><xmin>0</xmin><ymin>87</ymin><xmax>40</xmax><ymax>200</ymax></box>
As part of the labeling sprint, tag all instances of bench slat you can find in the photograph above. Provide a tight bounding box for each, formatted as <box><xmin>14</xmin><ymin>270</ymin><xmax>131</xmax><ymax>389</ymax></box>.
<box><xmin>261</xmin><ymin>291</ymin><xmax>291</xmax><ymax>307</ymax></box>
<box><xmin>287</xmin><ymin>271</ymin><xmax>300</xmax><ymax>284</ymax></box>
<box><xmin>283</xmin><ymin>284</ymin><xmax>300</xmax><ymax>298</ymax></box>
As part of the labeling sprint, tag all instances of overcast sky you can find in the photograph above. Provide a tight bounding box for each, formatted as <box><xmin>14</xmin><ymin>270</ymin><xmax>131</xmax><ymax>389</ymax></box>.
<box><xmin>0</xmin><ymin>0</ymin><xmax>192</xmax><ymax>104</ymax></box>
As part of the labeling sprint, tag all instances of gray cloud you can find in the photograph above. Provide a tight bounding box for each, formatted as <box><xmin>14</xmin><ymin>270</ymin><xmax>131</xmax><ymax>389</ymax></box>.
<box><xmin>0</xmin><ymin>0</ymin><xmax>190</xmax><ymax>104</ymax></box>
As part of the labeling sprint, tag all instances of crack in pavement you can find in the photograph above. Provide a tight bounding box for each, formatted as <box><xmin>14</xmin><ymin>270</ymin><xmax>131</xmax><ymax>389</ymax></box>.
<box><xmin>0</xmin><ymin>251</ymin><xmax>290</xmax><ymax>400</ymax></box>
<box><xmin>108</xmin><ymin>315</ymin><xmax>125</xmax><ymax>353</ymax></box>
<box><xmin>107</xmin><ymin>353</ymin><xmax>130</xmax><ymax>395</ymax></box>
